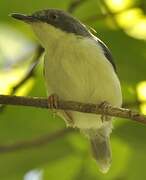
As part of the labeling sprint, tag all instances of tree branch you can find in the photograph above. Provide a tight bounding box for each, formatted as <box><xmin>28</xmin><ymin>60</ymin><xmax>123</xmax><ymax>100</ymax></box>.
<box><xmin>99</xmin><ymin>0</ymin><xmax>120</xmax><ymax>28</ymax></box>
<box><xmin>0</xmin><ymin>46</ymin><xmax>44</xmax><ymax>111</ymax></box>
<box><xmin>0</xmin><ymin>94</ymin><xmax>146</xmax><ymax>125</ymax></box>
<box><xmin>10</xmin><ymin>46</ymin><xmax>44</xmax><ymax>95</ymax></box>
<box><xmin>84</xmin><ymin>9</ymin><xmax>129</xmax><ymax>23</ymax></box>
<box><xmin>0</xmin><ymin>128</ymin><xmax>72</xmax><ymax>153</ymax></box>
<box><xmin>68</xmin><ymin>0</ymin><xmax>87</xmax><ymax>13</ymax></box>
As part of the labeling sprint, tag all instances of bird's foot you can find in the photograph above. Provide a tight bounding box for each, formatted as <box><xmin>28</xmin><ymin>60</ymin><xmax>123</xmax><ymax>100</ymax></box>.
<box><xmin>48</xmin><ymin>94</ymin><xmax>59</xmax><ymax>110</ymax></box>
<box><xmin>99</xmin><ymin>101</ymin><xmax>111</xmax><ymax>122</ymax></box>
<box><xmin>64</xmin><ymin>111</ymin><xmax>75</xmax><ymax>127</ymax></box>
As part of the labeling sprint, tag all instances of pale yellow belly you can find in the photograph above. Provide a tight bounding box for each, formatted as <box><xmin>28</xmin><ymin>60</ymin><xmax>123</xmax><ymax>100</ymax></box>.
<box><xmin>44</xmin><ymin>39</ymin><xmax>122</xmax><ymax>129</ymax></box>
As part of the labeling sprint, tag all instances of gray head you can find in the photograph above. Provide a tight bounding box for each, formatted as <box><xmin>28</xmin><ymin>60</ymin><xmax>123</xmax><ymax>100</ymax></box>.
<box><xmin>11</xmin><ymin>9</ymin><xmax>90</xmax><ymax>37</ymax></box>
<box><xmin>11</xmin><ymin>9</ymin><xmax>116</xmax><ymax>71</ymax></box>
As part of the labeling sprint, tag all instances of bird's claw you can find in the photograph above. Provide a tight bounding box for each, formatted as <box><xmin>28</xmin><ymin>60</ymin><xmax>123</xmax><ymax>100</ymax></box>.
<box><xmin>47</xmin><ymin>94</ymin><xmax>59</xmax><ymax>109</ymax></box>
<box><xmin>99</xmin><ymin>101</ymin><xmax>111</xmax><ymax>122</ymax></box>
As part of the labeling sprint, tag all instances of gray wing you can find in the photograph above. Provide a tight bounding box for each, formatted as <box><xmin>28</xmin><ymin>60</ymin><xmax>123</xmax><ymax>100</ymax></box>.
<box><xmin>96</xmin><ymin>38</ymin><xmax>116</xmax><ymax>72</ymax></box>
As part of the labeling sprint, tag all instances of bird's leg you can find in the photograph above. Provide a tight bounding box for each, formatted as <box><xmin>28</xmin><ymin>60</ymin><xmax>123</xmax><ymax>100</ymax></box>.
<box><xmin>47</xmin><ymin>94</ymin><xmax>59</xmax><ymax>109</ymax></box>
<box><xmin>64</xmin><ymin>111</ymin><xmax>75</xmax><ymax>127</ymax></box>
<box><xmin>98</xmin><ymin>101</ymin><xmax>111</xmax><ymax>122</ymax></box>
<box><xmin>47</xmin><ymin>94</ymin><xmax>75</xmax><ymax>126</ymax></box>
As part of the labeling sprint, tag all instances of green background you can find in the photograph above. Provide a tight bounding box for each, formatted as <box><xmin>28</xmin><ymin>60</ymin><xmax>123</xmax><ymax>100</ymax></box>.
<box><xmin>0</xmin><ymin>0</ymin><xmax>146</xmax><ymax>179</ymax></box>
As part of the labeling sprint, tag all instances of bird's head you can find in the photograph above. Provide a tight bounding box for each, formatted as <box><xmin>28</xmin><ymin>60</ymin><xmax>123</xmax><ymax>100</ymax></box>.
<box><xmin>11</xmin><ymin>9</ymin><xmax>90</xmax><ymax>47</ymax></box>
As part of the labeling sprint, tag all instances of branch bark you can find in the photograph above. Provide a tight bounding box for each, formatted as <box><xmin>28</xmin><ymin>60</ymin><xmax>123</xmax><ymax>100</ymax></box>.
<box><xmin>0</xmin><ymin>94</ymin><xmax>146</xmax><ymax>125</ymax></box>
<box><xmin>0</xmin><ymin>128</ymin><xmax>72</xmax><ymax>153</ymax></box>
<box><xmin>0</xmin><ymin>46</ymin><xmax>44</xmax><ymax>111</ymax></box>
<box><xmin>68</xmin><ymin>0</ymin><xmax>87</xmax><ymax>13</ymax></box>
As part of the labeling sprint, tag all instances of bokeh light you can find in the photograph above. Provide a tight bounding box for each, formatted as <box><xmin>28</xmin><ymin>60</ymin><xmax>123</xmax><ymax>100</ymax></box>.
<box><xmin>0</xmin><ymin>24</ymin><xmax>35</xmax><ymax>95</ymax></box>
<box><xmin>106</xmin><ymin>0</ymin><xmax>132</xmax><ymax>12</ymax></box>
<box><xmin>137</xmin><ymin>81</ymin><xmax>146</xmax><ymax>114</ymax></box>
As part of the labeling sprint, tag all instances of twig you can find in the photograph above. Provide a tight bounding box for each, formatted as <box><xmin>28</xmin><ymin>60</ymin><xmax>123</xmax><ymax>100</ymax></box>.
<box><xmin>0</xmin><ymin>45</ymin><xmax>44</xmax><ymax>111</ymax></box>
<box><xmin>84</xmin><ymin>9</ymin><xmax>129</xmax><ymax>23</ymax></box>
<box><xmin>68</xmin><ymin>0</ymin><xmax>87</xmax><ymax>13</ymax></box>
<box><xmin>0</xmin><ymin>128</ymin><xmax>72</xmax><ymax>153</ymax></box>
<box><xmin>99</xmin><ymin>0</ymin><xmax>120</xmax><ymax>28</ymax></box>
<box><xmin>10</xmin><ymin>45</ymin><xmax>44</xmax><ymax>95</ymax></box>
<box><xmin>0</xmin><ymin>95</ymin><xmax>146</xmax><ymax>125</ymax></box>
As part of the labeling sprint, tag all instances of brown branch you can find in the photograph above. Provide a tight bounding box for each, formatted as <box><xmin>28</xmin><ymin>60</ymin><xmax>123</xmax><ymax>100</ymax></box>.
<box><xmin>0</xmin><ymin>94</ymin><xmax>146</xmax><ymax>125</ymax></box>
<box><xmin>0</xmin><ymin>46</ymin><xmax>44</xmax><ymax>111</ymax></box>
<box><xmin>99</xmin><ymin>0</ymin><xmax>120</xmax><ymax>28</ymax></box>
<box><xmin>0</xmin><ymin>128</ymin><xmax>72</xmax><ymax>153</ymax></box>
<box><xmin>10</xmin><ymin>45</ymin><xmax>44</xmax><ymax>94</ymax></box>
<box><xmin>84</xmin><ymin>2</ymin><xmax>145</xmax><ymax>24</ymax></box>
<box><xmin>84</xmin><ymin>10</ymin><xmax>127</xmax><ymax>23</ymax></box>
<box><xmin>68</xmin><ymin>0</ymin><xmax>87</xmax><ymax>13</ymax></box>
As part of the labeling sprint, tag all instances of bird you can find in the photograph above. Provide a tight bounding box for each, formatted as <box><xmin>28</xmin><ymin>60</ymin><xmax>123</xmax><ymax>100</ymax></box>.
<box><xmin>11</xmin><ymin>9</ymin><xmax>122</xmax><ymax>173</ymax></box>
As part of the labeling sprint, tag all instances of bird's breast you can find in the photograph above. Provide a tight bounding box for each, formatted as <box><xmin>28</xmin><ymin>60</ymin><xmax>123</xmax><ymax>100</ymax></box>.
<box><xmin>44</xmin><ymin>36</ymin><xmax>122</xmax><ymax>107</ymax></box>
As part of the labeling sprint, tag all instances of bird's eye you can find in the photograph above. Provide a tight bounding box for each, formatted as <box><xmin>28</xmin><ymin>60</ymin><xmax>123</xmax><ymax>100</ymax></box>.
<box><xmin>50</xmin><ymin>13</ymin><xmax>58</xmax><ymax>20</ymax></box>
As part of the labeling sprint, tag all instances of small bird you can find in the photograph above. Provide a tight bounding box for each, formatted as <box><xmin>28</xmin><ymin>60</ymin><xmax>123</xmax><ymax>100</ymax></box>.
<box><xmin>11</xmin><ymin>9</ymin><xmax>122</xmax><ymax>173</ymax></box>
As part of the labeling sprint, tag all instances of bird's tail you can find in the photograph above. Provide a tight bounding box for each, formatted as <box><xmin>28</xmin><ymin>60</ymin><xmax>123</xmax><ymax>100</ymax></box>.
<box><xmin>82</xmin><ymin>126</ymin><xmax>112</xmax><ymax>173</ymax></box>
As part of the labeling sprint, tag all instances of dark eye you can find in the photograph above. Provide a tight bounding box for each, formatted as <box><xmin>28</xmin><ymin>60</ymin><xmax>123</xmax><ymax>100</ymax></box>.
<box><xmin>50</xmin><ymin>13</ymin><xmax>58</xmax><ymax>20</ymax></box>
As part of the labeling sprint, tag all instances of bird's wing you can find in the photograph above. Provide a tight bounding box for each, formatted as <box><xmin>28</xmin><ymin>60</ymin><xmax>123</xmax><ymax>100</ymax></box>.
<box><xmin>96</xmin><ymin>38</ymin><xmax>116</xmax><ymax>72</ymax></box>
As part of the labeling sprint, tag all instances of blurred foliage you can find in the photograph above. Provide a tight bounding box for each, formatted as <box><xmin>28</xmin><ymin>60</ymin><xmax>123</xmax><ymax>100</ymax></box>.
<box><xmin>0</xmin><ymin>0</ymin><xmax>146</xmax><ymax>179</ymax></box>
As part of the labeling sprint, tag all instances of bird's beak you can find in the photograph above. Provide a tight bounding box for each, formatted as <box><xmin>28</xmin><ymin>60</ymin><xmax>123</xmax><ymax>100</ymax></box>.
<box><xmin>11</xmin><ymin>13</ymin><xmax>37</xmax><ymax>23</ymax></box>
